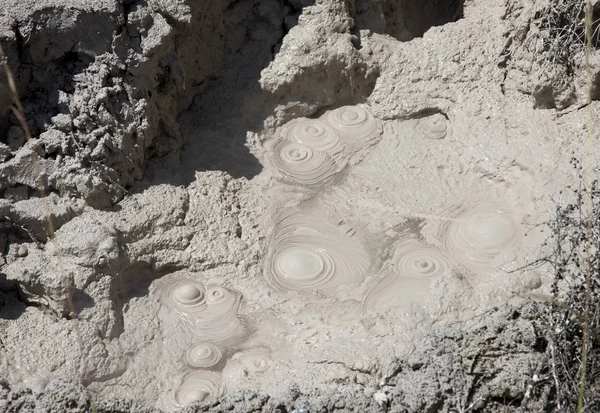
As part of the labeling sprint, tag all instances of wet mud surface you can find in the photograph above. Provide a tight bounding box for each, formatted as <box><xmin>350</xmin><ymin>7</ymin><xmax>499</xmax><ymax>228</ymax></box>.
<box><xmin>1</xmin><ymin>0</ymin><xmax>600</xmax><ymax>412</ymax></box>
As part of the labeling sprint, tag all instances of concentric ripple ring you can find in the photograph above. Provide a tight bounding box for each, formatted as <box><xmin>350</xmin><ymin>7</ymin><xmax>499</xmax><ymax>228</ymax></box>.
<box><xmin>265</xmin><ymin>209</ymin><xmax>370</xmax><ymax>292</ymax></box>
<box><xmin>185</xmin><ymin>343</ymin><xmax>222</xmax><ymax>368</ymax></box>
<box><xmin>206</xmin><ymin>285</ymin><xmax>230</xmax><ymax>306</ymax></box>
<box><xmin>281</xmin><ymin>118</ymin><xmax>341</xmax><ymax>152</ymax></box>
<box><xmin>328</xmin><ymin>106</ymin><xmax>368</xmax><ymax>127</ymax></box>
<box><xmin>173</xmin><ymin>371</ymin><xmax>224</xmax><ymax>407</ymax></box>
<box><xmin>439</xmin><ymin>204</ymin><xmax>522</xmax><ymax>271</ymax></box>
<box><xmin>415</xmin><ymin>113</ymin><xmax>448</xmax><ymax>140</ymax></box>
<box><xmin>392</xmin><ymin>241</ymin><xmax>451</xmax><ymax>279</ymax></box>
<box><xmin>232</xmin><ymin>348</ymin><xmax>271</xmax><ymax>374</ymax></box>
<box><xmin>162</xmin><ymin>281</ymin><xmax>207</xmax><ymax>315</ymax></box>
<box><xmin>323</xmin><ymin>105</ymin><xmax>381</xmax><ymax>142</ymax></box>
<box><xmin>276</xmin><ymin>247</ymin><xmax>328</xmax><ymax>281</ymax></box>
<box><xmin>270</xmin><ymin>140</ymin><xmax>338</xmax><ymax>186</ymax></box>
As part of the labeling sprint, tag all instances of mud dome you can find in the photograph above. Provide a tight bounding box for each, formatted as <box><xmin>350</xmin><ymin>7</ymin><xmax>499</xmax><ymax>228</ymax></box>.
<box><xmin>1</xmin><ymin>0</ymin><xmax>600</xmax><ymax>412</ymax></box>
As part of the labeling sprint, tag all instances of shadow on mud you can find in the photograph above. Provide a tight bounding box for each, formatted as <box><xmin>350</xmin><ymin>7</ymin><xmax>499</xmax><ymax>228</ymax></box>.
<box><xmin>142</xmin><ymin>0</ymin><xmax>317</xmax><ymax>186</ymax></box>
<box><xmin>0</xmin><ymin>274</ymin><xmax>26</xmax><ymax>320</ymax></box>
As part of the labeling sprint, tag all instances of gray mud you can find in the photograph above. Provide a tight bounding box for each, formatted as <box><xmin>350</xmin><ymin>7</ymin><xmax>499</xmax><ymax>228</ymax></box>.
<box><xmin>1</xmin><ymin>0</ymin><xmax>600</xmax><ymax>412</ymax></box>
<box><xmin>0</xmin><ymin>303</ymin><xmax>551</xmax><ymax>412</ymax></box>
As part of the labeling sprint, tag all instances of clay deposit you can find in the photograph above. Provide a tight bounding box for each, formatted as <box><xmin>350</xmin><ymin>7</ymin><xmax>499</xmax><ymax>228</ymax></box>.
<box><xmin>1</xmin><ymin>0</ymin><xmax>600</xmax><ymax>412</ymax></box>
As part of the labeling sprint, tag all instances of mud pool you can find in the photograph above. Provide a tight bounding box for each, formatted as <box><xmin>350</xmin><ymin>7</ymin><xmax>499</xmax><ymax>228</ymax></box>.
<box><xmin>1</xmin><ymin>0</ymin><xmax>600</xmax><ymax>412</ymax></box>
<box><xmin>149</xmin><ymin>105</ymin><xmax>536</xmax><ymax>409</ymax></box>
<box><xmin>75</xmin><ymin>106</ymin><xmax>549</xmax><ymax>410</ymax></box>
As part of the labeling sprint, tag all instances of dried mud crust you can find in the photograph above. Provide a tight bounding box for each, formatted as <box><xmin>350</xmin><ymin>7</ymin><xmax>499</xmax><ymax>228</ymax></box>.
<box><xmin>0</xmin><ymin>0</ymin><xmax>290</xmax><ymax>209</ymax></box>
<box><xmin>500</xmin><ymin>0</ymin><xmax>600</xmax><ymax>110</ymax></box>
<box><xmin>0</xmin><ymin>303</ymin><xmax>551</xmax><ymax>413</ymax></box>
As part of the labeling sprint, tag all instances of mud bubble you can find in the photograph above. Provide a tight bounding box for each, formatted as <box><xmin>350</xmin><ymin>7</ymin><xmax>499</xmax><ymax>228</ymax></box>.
<box><xmin>170</xmin><ymin>371</ymin><xmax>225</xmax><ymax>408</ymax></box>
<box><xmin>269</xmin><ymin>139</ymin><xmax>339</xmax><ymax>187</ymax></box>
<box><xmin>415</xmin><ymin>113</ymin><xmax>449</xmax><ymax>140</ymax></box>
<box><xmin>438</xmin><ymin>203</ymin><xmax>522</xmax><ymax>272</ymax></box>
<box><xmin>264</xmin><ymin>209</ymin><xmax>371</xmax><ymax>292</ymax></box>
<box><xmin>162</xmin><ymin>281</ymin><xmax>208</xmax><ymax>316</ymax></box>
<box><xmin>185</xmin><ymin>343</ymin><xmax>223</xmax><ymax>368</ymax></box>
<box><xmin>363</xmin><ymin>235</ymin><xmax>451</xmax><ymax>313</ymax></box>
<box><xmin>161</xmin><ymin>280</ymin><xmax>245</xmax><ymax>344</ymax></box>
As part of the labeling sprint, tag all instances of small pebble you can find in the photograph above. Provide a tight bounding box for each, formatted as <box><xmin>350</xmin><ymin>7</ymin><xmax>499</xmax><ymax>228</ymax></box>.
<box><xmin>16</xmin><ymin>245</ymin><xmax>28</xmax><ymax>257</ymax></box>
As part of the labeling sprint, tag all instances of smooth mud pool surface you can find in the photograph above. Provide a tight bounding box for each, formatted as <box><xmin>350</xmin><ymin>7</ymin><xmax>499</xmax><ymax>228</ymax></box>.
<box><xmin>1</xmin><ymin>0</ymin><xmax>600</xmax><ymax>412</ymax></box>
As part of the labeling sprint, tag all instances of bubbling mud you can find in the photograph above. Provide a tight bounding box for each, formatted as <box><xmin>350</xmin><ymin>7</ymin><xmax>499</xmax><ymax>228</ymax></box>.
<box><xmin>270</xmin><ymin>139</ymin><xmax>339</xmax><ymax>186</ymax></box>
<box><xmin>281</xmin><ymin>118</ymin><xmax>342</xmax><ymax>153</ymax></box>
<box><xmin>185</xmin><ymin>343</ymin><xmax>223</xmax><ymax>368</ymax></box>
<box><xmin>232</xmin><ymin>347</ymin><xmax>271</xmax><ymax>374</ymax></box>
<box><xmin>170</xmin><ymin>371</ymin><xmax>225</xmax><ymax>408</ymax></box>
<box><xmin>438</xmin><ymin>203</ymin><xmax>522</xmax><ymax>272</ymax></box>
<box><xmin>267</xmin><ymin>105</ymin><xmax>383</xmax><ymax>188</ymax></box>
<box><xmin>163</xmin><ymin>281</ymin><xmax>208</xmax><ymax>316</ymax></box>
<box><xmin>192</xmin><ymin>285</ymin><xmax>245</xmax><ymax>345</ymax></box>
<box><xmin>154</xmin><ymin>275</ymin><xmax>282</xmax><ymax>409</ymax></box>
<box><xmin>265</xmin><ymin>209</ymin><xmax>370</xmax><ymax>292</ymax></box>
<box><xmin>324</xmin><ymin>105</ymin><xmax>382</xmax><ymax>143</ymax></box>
<box><xmin>415</xmin><ymin>113</ymin><xmax>448</xmax><ymax>140</ymax></box>
<box><xmin>392</xmin><ymin>239</ymin><xmax>451</xmax><ymax>279</ymax></box>
<box><xmin>223</xmin><ymin>347</ymin><xmax>271</xmax><ymax>380</ymax></box>
<box><xmin>160</xmin><ymin>280</ymin><xmax>245</xmax><ymax>345</ymax></box>
<box><xmin>363</xmin><ymin>236</ymin><xmax>451</xmax><ymax>313</ymax></box>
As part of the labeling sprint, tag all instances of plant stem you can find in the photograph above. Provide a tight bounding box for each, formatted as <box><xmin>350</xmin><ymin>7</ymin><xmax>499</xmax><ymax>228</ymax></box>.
<box><xmin>578</xmin><ymin>1</ymin><xmax>594</xmax><ymax>411</ymax></box>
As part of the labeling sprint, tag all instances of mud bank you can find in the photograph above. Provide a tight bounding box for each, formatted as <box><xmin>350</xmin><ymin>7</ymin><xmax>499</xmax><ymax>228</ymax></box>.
<box><xmin>0</xmin><ymin>302</ymin><xmax>553</xmax><ymax>413</ymax></box>
<box><xmin>1</xmin><ymin>0</ymin><xmax>600</xmax><ymax>411</ymax></box>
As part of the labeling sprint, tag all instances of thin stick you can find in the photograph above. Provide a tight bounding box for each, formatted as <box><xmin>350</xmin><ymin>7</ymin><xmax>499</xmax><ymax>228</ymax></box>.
<box><xmin>518</xmin><ymin>346</ymin><xmax>551</xmax><ymax>412</ymax></box>
<box><xmin>550</xmin><ymin>341</ymin><xmax>562</xmax><ymax>411</ymax></box>
<box><xmin>578</xmin><ymin>1</ymin><xmax>594</xmax><ymax>411</ymax></box>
